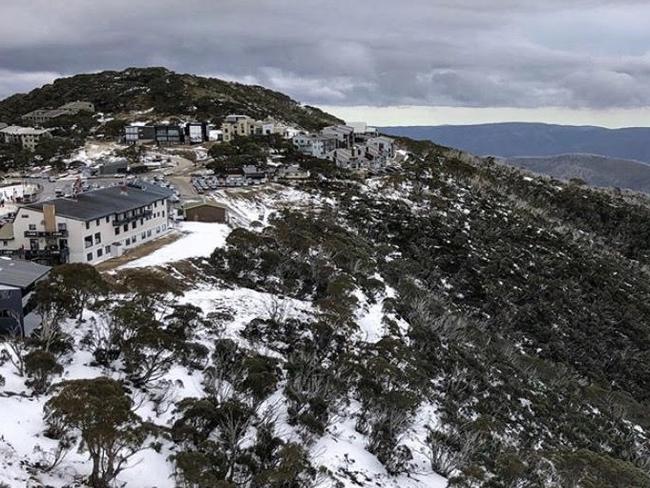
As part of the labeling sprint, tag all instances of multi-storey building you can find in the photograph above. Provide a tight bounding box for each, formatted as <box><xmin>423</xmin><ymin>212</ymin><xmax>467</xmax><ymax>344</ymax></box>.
<box><xmin>320</xmin><ymin>125</ymin><xmax>355</xmax><ymax>149</ymax></box>
<box><xmin>4</xmin><ymin>183</ymin><xmax>172</xmax><ymax>265</ymax></box>
<box><xmin>124</xmin><ymin>125</ymin><xmax>156</xmax><ymax>145</ymax></box>
<box><xmin>221</xmin><ymin>115</ymin><xmax>257</xmax><ymax>142</ymax></box>
<box><xmin>22</xmin><ymin>101</ymin><xmax>95</xmax><ymax>126</ymax></box>
<box><xmin>185</xmin><ymin>122</ymin><xmax>208</xmax><ymax>144</ymax></box>
<box><xmin>154</xmin><ymin>125</ymin><xmax>184</xmax><ymax>145</ymax></box>
<box><xmin>292</xmin><ymin>133</ymin><xmax>337</xmax><ymax>158</ymax></box>
<box><xmin>0</xmin><ymin>126</ymin><xmax>52</xmax><ymax>151</ymax></box>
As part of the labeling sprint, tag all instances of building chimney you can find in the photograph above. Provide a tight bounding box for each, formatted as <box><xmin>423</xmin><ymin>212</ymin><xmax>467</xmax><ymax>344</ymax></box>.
<box><xmin>43</xmin><ymin>203</ymin><xmax>56</xmax><ymax>233</ymax></box>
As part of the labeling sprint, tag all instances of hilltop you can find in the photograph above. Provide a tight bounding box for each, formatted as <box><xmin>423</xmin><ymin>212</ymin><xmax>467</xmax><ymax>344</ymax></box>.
<box><xmin>0</xmin><ymin>67</ymin><xmax>342</xmax><ymax>130</ymax></box>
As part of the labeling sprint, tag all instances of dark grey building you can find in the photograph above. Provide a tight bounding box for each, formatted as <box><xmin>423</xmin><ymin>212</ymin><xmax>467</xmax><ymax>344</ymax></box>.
<box><xmin>124</xmin><ymin>125</ymin><xmax>156</xmax><ymax>145</ymax></box>
<box><xmin>154</xmin><ymin>125</ymin><xmax>184</xmax><ymax>145</ymax></box>
<box><xmin>99</xmin><ymin>158</ymin><xmax>129</xmax><ymax>175</ymax></box>
<box><xmin>0</xmin><ymin>258</ymin><xmax>51</xmax><ymax>335</ymax></box>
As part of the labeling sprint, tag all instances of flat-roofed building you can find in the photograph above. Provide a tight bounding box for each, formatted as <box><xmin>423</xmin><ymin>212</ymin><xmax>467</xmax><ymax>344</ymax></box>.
<box><xmin>124</xmin><ymin>125</ymin><xmax>156</xmax><ymax>145</ymax></box>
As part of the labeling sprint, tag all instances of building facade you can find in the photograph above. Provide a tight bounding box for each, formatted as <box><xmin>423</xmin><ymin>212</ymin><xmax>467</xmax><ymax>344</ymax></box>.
<box><xmin>292</xmin><ymin>133</ymin><xmax>337</xmax><ymax>158</ymax></box>
<box><xmin>124</xmin><ymin>125</ymin><xmax>156</xmax><ymax>145</ymax></box>
<box><xmin>7</xmin><ymin>184</ymin><xmax>172</xmax><ymax>265</ymax></box>
<box><xmin>0</xmin><ymin>126</ymin><xmax>52</xmax><ymax>151</ymax></box>
<box><xmin>221</xmin><ymin>115</ymin><xmax>257</xmax><ymax>142</ymax></box>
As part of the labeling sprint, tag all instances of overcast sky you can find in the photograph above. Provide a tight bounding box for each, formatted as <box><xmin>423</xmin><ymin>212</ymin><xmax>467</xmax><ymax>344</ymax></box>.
<box><xmin>2</xmin><ymin>0</ymin><xmax>650</xmax><ymax>126</ymax></box>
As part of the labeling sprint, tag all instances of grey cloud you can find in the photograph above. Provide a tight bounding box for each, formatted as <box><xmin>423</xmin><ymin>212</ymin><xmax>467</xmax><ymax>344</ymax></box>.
<box><xmin>1</xmin><ymin>0</ymin><xmax>650</xmax><ymax>109</ymax></box>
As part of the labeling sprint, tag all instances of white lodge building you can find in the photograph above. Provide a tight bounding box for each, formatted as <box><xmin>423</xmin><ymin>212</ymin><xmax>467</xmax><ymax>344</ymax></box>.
<box><xmin>11</xmin><ymin>184</ymin><xmax>172</xmax><ymax>264</ymax></box>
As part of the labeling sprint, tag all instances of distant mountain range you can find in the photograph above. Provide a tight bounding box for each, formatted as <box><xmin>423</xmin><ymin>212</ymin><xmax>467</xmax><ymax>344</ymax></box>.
<box><xmin>380</xmin><ymin>123</ymin><xmax>650</xmax><ymax>163</ymax></box>
<box><xmin>504</xmin><ymin>153</ymin><xmax>650</xmax><ymax>193</ymax></box>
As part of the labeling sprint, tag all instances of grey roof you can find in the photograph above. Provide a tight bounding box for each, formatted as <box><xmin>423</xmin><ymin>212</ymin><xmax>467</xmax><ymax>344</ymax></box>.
<box><xmin>23</xmin><ymin>183</ymin><xmax>173</xmax><ymax>221</ymax></box>
<box><xmin>0</xmin><ymin>257</ymin><xmax>51</xmax><ymax>289</ymax></box>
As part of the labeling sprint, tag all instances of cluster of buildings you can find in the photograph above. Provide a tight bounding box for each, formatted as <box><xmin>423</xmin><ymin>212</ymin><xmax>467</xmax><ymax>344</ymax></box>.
<box><xmin>22</xmin><ymin>101</ymin><xmax>96</xmax><ymax>126</ymax></box>
<box><xmin>192</xmin><ymin>163</ymin><xmax>310</xmax><ymax>191</ymax></box>
<box><xmin>0</xmin><ymin>101</ymin><xmax>95</xmax><ymax>152</ymax></box>
<box><xmin>123</xmin><ymin>115</ymin><xmax>301</xmax><ymax>147</ymax></box>
<box><xmin>220</xmin><ymin>114</ymin><xmax>299</xmax><ymax>142</ymax></box>
<box><xmin>124</xmin><ymin>122</ymin><xmax>210</xmax><ymax>145</ymax></box>
<box><xmin>292</xmin><ymin>122</ymin><xmax>395</xmax><ymax>171</ymax></box>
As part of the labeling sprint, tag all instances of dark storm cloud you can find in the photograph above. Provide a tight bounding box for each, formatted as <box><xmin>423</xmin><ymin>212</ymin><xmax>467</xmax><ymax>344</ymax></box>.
<box><xmin>1</xmin><ymin>0</ymin><xmax>650</xmax><ymax>108</ymax></box>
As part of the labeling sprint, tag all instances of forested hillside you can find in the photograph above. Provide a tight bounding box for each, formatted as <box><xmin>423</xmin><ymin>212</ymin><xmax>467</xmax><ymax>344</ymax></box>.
<box><xmin>0</xmin><ymin>67</ymin><xmax>341</xmax><ymax>130</ymax></box>
<box><xmin>2</xmin><ymin>137</ymin><xmax>650</xmax><ymax>488</ymax></box>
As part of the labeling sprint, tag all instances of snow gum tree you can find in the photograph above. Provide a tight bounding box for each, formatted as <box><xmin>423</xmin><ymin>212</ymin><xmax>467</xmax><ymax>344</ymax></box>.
<box><xmin>44</xmin><ymin>377</ymin><xmax>152</xmax><ymax>488</ymax></box>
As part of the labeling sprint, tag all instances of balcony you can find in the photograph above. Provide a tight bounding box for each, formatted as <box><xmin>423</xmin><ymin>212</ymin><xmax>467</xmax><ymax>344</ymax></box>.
<box><xmin>24</xmin><ymin>230</ymin><xmax>68</xmax><ymax>238</ymax></box>
<box><xmin>112</xmin><ymin>210</ymin><xmax>152</xmax><ymax>227</ymax></box>
<box><xmin>24</xmin><ymin>248</ymin><xmax>69</xmax><ymax>262</ymax></box>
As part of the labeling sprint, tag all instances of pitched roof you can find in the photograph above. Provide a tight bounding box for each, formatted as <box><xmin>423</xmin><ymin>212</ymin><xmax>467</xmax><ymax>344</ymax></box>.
<box><xmin>183</xmin><ymin>201</ymin><xmax>228</xmax><ymax>211</ymax></box>
<box><xmin>23</xmin><ymin>183</ymin><xmax>173</xmax><ymax>221</ymax></box>
<box><xmin>0</xmin><ymin>257</ymin><xmax>50</xmax><ymax>289</ymax></box>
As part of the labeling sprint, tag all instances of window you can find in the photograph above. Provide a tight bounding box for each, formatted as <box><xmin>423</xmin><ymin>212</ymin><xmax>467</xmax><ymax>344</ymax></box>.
<box><xmin>115</xmin><ymin>226</ymin><xmax>120</xmax><ymax>235</ymax></box>
<box><xmin>94</xmin><ymin>232</ymin><xmax>101</xmax><ymax>244</ymax></box>
<box><xmin>141</xmin><ymin>232</ymin><xmax>146</xmax><ymax>239</ymax></box>
<box><xmin>125</xmin><ymin>238</ymin><xmax>131</xmax><ymax>245</ymax></box>
<box><xmin>105</xmin><ymin>246</ymin><xmax>111</xmax><ymax>254</ymax></box>
<box><xmin>147</xmin><ymin>230</ymin><xmax>152</xmax><ymax>237</ymax></box>
<box><xmin>156</xmin><ymin>226</ymin><xmax>161</xmax><ymax>234</ymax></box>
<box><xmin>131</xmin><ymin>221</ymin><xmax>136</xmax><ymax>229</ymax></box>
<box><xmin>58</xmin><ymin>223</ymin><xmax>66</xmax><ymax>231</ymax></box>
<box><xmin>132</xmin><ymin>235</ymin><xmax>136</xmax><ymax>243</ymax></box>
<box><xmin>84</xmin><ymin>235</ymin><xmax>93</xmax><ymax>248</ymax></box>
<box><xmin>85</xmin><ymin>222</ymin><xmax>90</xmax><ymax>230</ymax></box>
<box><xmin>28</xmin><ymin>224</ymin><xmax>36</xmax><ymax>230</ymax></box>
<box><xmin>87</xmin><ymin>252</ymin><xmax>93</xmax><ymax>261</ymax></box>
<box><xmin>97</xmin><ymin>248</ymin><xmax>103</xmax><ymax>258</ymax></box>
<box><xmin>105</xmin><ymin>216</ymin><xmax>109</xmax><ymax>223</ymax></box>
<box><xmin>123</xmin><ymin>224</ymin><xmax>128</xmax><ymax>232</ymax></box>
<box><xmin>95</xmin><ymin>219</ymin><xmax>100</xmax><ymax>226</ymax></box>
<box><xmin>140</xmin><ymin>219</ymin><xmax>143</xmax><ymax>225</ymax></box>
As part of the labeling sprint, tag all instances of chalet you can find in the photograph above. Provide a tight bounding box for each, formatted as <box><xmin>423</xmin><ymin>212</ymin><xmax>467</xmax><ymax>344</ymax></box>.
<box><xmin>0</xmin><ymin>257</ymin><xmax>51</xmax><ymax>335</ymax></box>
<box><xmin>183</xmin><ymin>201</ymin><xmax>228</xmax><ymax>223</ymax></box>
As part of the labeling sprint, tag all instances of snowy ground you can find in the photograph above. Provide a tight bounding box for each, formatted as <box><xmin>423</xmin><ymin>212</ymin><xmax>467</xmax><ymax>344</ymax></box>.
<box><xmin>121</xmin><ymin>222</ymin><xmax>232</xmax><ymax>268</ymax></box>
<box><xmin>0</xmin><ymin>182</ymin><xmax>448</xmax><ymax>488</ymax></box>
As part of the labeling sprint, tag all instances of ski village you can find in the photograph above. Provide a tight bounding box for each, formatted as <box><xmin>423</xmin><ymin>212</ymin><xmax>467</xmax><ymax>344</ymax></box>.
<box><xmin>1</xmin><ymin>68</ymin><xmax>650</xmax><ymax>488</ymax></box>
